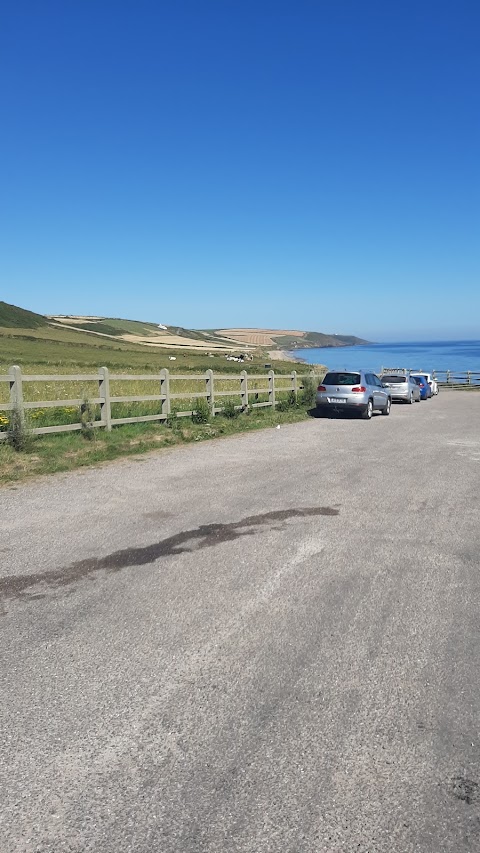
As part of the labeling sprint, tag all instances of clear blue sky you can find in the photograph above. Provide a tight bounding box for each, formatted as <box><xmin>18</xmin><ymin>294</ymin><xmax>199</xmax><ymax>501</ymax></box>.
<box><xmin>1</xmin><ymin>0</ymin><xmax>479</xmax><ymax>341</ymax></box>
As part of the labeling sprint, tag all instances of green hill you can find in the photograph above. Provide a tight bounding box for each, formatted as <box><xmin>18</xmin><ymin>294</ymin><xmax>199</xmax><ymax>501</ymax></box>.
<box><xmin>236</xmin><ymin>330</ymin><xmax>370</xmax><ymax>350</ymax></box>
<box><xmin>0</xmin><ymin>301</ymin><xmax>47</xmax><ymax>329</ymax></box>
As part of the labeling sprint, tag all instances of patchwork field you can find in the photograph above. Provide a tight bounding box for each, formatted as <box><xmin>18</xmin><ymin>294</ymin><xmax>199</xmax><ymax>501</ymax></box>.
<box><xmin>216</xmin><ymin>329</ymin><xmax>307</xmax><ymax>346</ymax></box>
<box><xmin>50</xmin><ymin>315</ymin><xmax>244</xmax><ymax>350</ymax></box>
<box><xmin>2</xmin><ymin>303</ymin><xmax>367</xmax><ymax>361</ymax></box>
<box><xmin>215</xmin><ymin>328</ymin><xmax>369</xmax><ymax>349</ymax></box>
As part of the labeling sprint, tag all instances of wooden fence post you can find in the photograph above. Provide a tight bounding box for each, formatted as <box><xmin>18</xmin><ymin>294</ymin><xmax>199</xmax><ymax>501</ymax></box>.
<box><xmin>268</xmin><ymin>369</ymin><xmax>276</xmax><ymax>409</ymax></box>
<box><xmin>160</xmin><ymin>368</ymin><xmax>171</xmax><ymax>418</ymax></box>
<box><xmin>9</xmin><ymin>365</ymin><xmax>24</xmax><ymax>423</ymax></box>
<box><xmin>446</xmin><ymin>370</ymin><xmax>451</xmax><ymax>384</ymax></box>
<box><xmin>206</xmin><ymin>369</ymin><xmax>215</xmax><ymax>417</ymax></box>
<box><xmin>467</xmin><ymin>371</ymin><xmax>471</xmax><ymax>385</ymax></box>
<box><xmin>240</xmin><ymin>370</ymin><xmax>249</xmax><ymax>410</ymax></box>
<box><xmin>98</xmin><ymin>367</ymin><xmax>111</xmax><ymax>431</ymax></box>
<box><xmin>291</xmin><ymin>370</ymin><xmax>298</xmax><ymax>401</ymax></box>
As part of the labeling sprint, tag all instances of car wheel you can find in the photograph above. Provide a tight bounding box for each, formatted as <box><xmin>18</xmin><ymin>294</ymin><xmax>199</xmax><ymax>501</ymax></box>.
<box><xmin>408</xmin><ymin>392</ymin><xmax>414</xmax><ymax>404</ymax></box>
<box><xmin>361</xmin><ymin>399</ymin><xmax>373</xmax><ymax>420</ymax></box>
<box><xmin>382</xmin><ymin>398</ymin><xmax>391</xmax><ymax>416</ymax></box>
<box><xmin>415</xmin><ymin>393</ymin><xmax>421</xmax><ymax>402</ymax></box>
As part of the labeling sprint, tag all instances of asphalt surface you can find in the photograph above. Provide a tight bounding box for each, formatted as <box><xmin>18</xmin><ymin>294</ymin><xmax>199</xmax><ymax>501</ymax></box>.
<box><xmin>1</xmin><ymin>391</ymin><xmax>480</xmax><ymax>852</ymax></box>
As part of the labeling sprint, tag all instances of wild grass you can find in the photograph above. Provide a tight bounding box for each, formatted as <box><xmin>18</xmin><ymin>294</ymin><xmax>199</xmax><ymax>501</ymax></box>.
<box><xmin>0</xmin><ymin>301</ymin><xmax>47</xmax><ymax>328</ymax></box>
<box><xmin>0</xmin><ymin>344</ymin><xmax>317</xmax><ymax>428</ymax></box>
<box><xmin>0</xmin><ymin>369</ymin><xmax>319</xmax><ymax>428</ymax></box>
<box><xmin>0</xmin><ymin>401</ymin><xmax>315</xmax><ymax>486</ymax></box>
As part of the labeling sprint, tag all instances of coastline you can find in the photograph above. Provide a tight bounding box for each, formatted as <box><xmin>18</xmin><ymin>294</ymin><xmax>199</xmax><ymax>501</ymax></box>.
<box><xmin>267</xmin><ymin>349</ymin><xmax>306</xmax><ymax>364</ymax></box>
<box><xmin>288</xmin><ymin>340</ymin><xmax>480</xmax><ymax>373</ymax></box>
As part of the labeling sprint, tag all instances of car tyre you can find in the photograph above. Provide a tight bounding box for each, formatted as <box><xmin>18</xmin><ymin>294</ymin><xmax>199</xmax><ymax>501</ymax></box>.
<box><xmin>382</xmin><ymin>398</ymin><xmax>391</xmax><ymax>416</ymax></box>
<box><xmin>408</xmin><ymin>393</ymin><xmax>414</xmax><ymax>404</ymax></box>
<box><xmin>361</xmin><ymin>399</ymin><xmax>373</xmax><ymax>420</ymax></box>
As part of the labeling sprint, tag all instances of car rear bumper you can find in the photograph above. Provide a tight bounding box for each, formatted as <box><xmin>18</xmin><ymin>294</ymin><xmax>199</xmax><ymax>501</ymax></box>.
<box><xmin>316</xmin><ymin>394</ymin><xmax>369</xmax><ymax>409</ymax></box>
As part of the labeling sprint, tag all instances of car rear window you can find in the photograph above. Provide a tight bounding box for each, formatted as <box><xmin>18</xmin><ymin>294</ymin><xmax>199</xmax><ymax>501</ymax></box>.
<box><xmin>382</xmin><ymin>375</ymin><xmax>408</xmax><ymax>383</ymax></box>
<box><xmin>413</xmin><ymin>377</ymin><xmax>424</xmax><ymax>384</ymax></box>
<box><xmin>323</xmin><ymin>372</ymin><xmax>361</xmax><ymax>386</ymax></box>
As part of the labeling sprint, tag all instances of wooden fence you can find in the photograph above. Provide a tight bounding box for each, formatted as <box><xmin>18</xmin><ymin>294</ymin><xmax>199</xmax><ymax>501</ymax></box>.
<box><xmin>381</xmin><ymin>367</ymin><xmax>480</xmax><ymax>387</ymax></box>
<box><xmin>0</xmin><ymin>366</ymin><xmax>309</xmax><ymax>441</ymax></box>
<box><xmin>432</xmin><ymin>370</ymin><xmax>480</xmax><ymax>387</ymax></box>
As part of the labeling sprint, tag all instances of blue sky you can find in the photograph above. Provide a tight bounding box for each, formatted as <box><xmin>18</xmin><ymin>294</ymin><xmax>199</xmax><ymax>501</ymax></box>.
<box><xmin>1</xmin><ymin>0</ymin><xmax>479</xmax><ymax>341</ymax></box>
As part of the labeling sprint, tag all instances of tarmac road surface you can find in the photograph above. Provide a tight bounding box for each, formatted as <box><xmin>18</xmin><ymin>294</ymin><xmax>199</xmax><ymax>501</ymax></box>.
<box><xmin>1</xmin><ymin>391</ymin><xmax>480</xmax><ymax>852</ymax></box>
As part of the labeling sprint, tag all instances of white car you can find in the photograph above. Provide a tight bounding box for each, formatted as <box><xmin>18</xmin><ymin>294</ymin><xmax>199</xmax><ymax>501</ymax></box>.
<box><xmin>411</xmin><ymin>372</ymin><xmax>438</xmax><ymax>395</ymax></box>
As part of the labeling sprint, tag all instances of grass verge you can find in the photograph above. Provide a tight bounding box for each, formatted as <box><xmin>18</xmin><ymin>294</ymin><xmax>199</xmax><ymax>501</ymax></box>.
<box><xmin>0</xmin><ymin>404</ymin><xmax>312</xmax><ymax>487</ymax></box>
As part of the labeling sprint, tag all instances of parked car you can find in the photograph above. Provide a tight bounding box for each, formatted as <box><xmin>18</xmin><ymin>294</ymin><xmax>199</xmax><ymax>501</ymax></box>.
<box><xmin>379</xmin><ymin>372</ymin><xmax>420</xmax><ymax>403</ymax></box>
<box><xmin>316</xmin><ymin>370</ymin><xmax>391</xmax><ymax>419</ymax></box>
<box><xmin>411</xmin><ymin>372</ymin><xmax>438</xmax><ymax>395</ymax></box>
<box><xmin>412</xmin><ymin>375</ymin><xmax>431</xmax><ymax>400</ymax></box>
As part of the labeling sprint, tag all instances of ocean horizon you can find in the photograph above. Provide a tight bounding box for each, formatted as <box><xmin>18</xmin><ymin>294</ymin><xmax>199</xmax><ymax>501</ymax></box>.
<box><xmin>291</xmin><ymin>339</ymin><xmax>480</xmax><ymax>374</ymax></box>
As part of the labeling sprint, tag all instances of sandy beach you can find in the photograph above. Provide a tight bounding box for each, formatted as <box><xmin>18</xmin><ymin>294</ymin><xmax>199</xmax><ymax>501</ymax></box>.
<box><xmin>267</xmin><ymin>349</ymin><xmax>305</xmax><ymax>363</ymax></box>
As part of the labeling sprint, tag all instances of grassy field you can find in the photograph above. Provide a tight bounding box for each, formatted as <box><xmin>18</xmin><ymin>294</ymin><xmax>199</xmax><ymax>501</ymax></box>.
<box><xmin>0</xmin><ymin>322</ymin><xmax>324</xmax><ymax>483</ymax></box>
<box><xmin>0</xmin><ymin>325</ymin><xmax>314</xmax><ymax>421</ymax></box>
<box><xmin>0</xmin><ymin>323</ymin><xmax>306</xmax><ymax>373</ymax></box>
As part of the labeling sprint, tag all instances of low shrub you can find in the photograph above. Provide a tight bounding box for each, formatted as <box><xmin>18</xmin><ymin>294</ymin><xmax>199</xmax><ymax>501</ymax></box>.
<box><xmin>276</xmin><ymin>390</ymin><xmax>297</xmax><ymax>412</ymax></box>
<box><xmin>222</xmin><ymin>399</ymin><xmax>238</xmax><ymax>419</ymax></box>
<box><xmin>192</xmin><ymin>397</ymin><xmax>210</xmax><ymax>424</ymax></box>
<box><xmin>299</xmin><ymin>375</ymin><xmax>316</xmax><ymax>407</ymax></box>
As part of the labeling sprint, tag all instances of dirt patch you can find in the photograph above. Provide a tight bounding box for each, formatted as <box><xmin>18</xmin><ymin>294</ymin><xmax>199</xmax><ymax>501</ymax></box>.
<box><xmin>451</xmin><ymin>776</ymin><xmax>479</xmax><ymax>804</ymax></box>
<box><xmin>0</xmin><ymin>506</ymin><xmax>339</xmax><ymax>607</ymax></box>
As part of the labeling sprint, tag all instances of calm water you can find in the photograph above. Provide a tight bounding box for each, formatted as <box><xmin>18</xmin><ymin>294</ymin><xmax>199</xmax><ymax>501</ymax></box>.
<box><xmin>292</xmin><ymin>340</ymin><xmax>480</xmax><ymax>373</ymax></box>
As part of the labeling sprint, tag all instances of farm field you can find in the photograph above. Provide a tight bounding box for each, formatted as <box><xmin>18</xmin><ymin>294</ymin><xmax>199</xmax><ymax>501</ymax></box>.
<box><xmin>0</xmin><ymin>315</ymin><xmax>322</xmax><ymax>481</ymax></box>
<box><xmin>0</xmin><ymin>322</ymin><xmax>300</xmax><ymax>375</ymax></box>
<box><xmin>215</xmin><ymin>329</ymin><xmax>308</xmax><ymax>346</ymax></box>
<box><xmin>215</xmin><ymin>327</ymin><xmax>369</xmax><ymax>348</ymax></box>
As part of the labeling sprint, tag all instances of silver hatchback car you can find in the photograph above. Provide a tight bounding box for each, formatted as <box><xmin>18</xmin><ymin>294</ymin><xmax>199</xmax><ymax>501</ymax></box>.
<box><xmin>379</xmin><ymin>372</ymin><xmax>420</xmax><ymax>403</ymax></box>
<box><xmin>316</xmin><ymin>370</ymin><xmax>391</xmax><ymax>419</ymax></box>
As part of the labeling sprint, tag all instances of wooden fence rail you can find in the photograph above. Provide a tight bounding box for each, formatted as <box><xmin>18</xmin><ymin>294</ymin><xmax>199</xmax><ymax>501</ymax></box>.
<box><xmin>432</xmin><ymin>370</ymin><xmax>480</xmax><ymax>387</ymax></box>
<box><xmin>381</xmin><ymin>367</ymin><xmax>480</xmax><ymax>387</ymax></box>
<box><xmin>0</xmin><ymin>366</ymin><xmax>310</xmax><ymax>441</ymax></box>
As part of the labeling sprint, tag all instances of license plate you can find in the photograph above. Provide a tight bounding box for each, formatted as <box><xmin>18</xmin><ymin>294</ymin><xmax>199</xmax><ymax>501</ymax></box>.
<box><xmin>328</xmin><ymin>397</ymin><xmax>347</xmax><ymax>403</ymax></box>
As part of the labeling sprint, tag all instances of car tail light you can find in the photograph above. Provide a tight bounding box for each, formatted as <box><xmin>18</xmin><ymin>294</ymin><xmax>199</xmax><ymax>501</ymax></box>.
<box><xmin>317</xmin><ymin>385</ymin><xmax>326</xmax><ymax>391</ymax></box>
<box><xmin>351</xmin><ymin>386</ymin><xmax>366</xmax><ymax>393</ymax></box>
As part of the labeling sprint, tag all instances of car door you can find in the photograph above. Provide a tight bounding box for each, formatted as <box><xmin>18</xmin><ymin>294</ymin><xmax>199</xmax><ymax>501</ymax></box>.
<box><xmin>365</xmin><ymin>374</ymin><xmax>374</xmax><ymax>405</ymax></box>
<box><xmin>373</xmin><ymin>373</ymin><xmax>388</xmax><ymax>408</ymax></box>
<box><xmin>366</xmin><ymin>374</ymin><xmax>380</xmax><ymax>408</ymax></box>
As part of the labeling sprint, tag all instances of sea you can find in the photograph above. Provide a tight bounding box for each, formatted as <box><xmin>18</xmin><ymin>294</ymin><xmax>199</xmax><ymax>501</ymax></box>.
<box><xmin>291</xmin><ymin>340</ymin><xmax>480</xmax><ymax>374</ymax></box>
